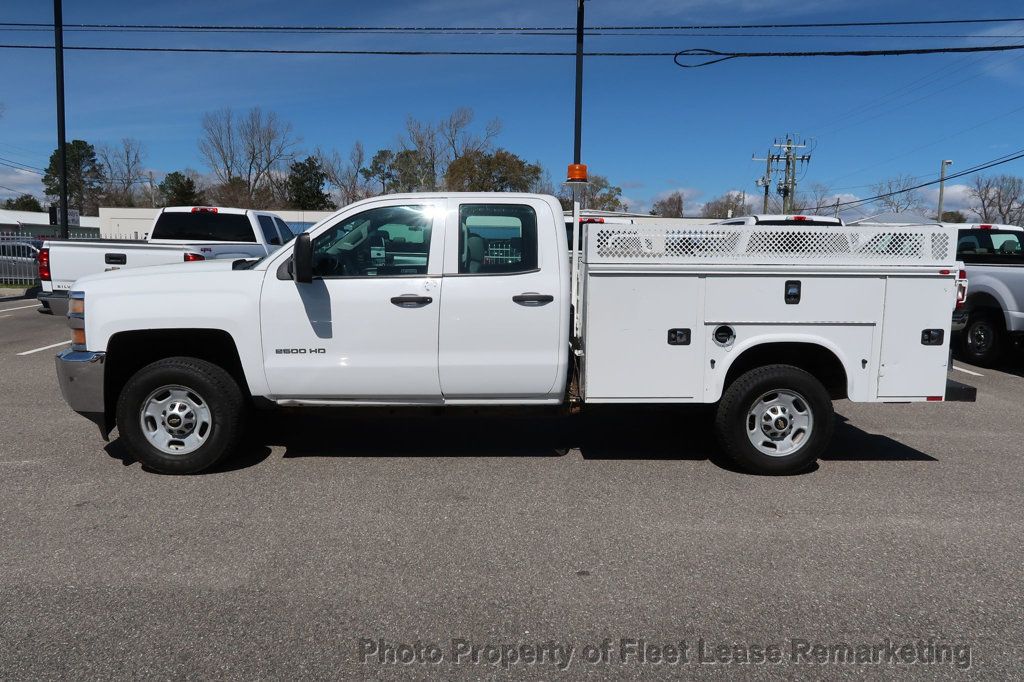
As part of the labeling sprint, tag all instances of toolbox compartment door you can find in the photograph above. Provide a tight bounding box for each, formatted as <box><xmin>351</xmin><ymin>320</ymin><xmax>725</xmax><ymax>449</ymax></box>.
<box><xmin>877</xmin><ymin>277</ymin><xmax>954</xmax><ymax>398</ymax></box>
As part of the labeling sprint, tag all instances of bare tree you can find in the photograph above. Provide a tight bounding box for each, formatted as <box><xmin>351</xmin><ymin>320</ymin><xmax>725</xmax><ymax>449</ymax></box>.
<box><xmin>199</xmin><ymin>107</ymin><xmax>299</xmax><ymax>207</ymax></box>
<box><xmin>317</xmin><ymin>142</ymin><xmax>370</xmax><ymax>204</ymax></box>
<box><xmin>198</xmin><ymin>108</ymin><xmax>240</xmax><ymax>185</ymax></box>
<box><xmin>701</xmin><ymin>192</ymin><xmax>755</xmax><ymax>219</ymax></box>
<box><xmin>650</xmin><ymin>191</ymin><xmax>685</xmax><ymax>218</ymax></box>
<box><xmin>790</xmin><ymin>182</ymin><xmax>838</xmax><ymax>214</ymax></box>
<box><xmin>968</xmin><ymin>174</ymin><xmax>1024</xmax><ymax>224</ymax></box>
<box><xmin>98</xmin><ymin>138</ymin><xmax>145</xmax><ymax>206</ymax></box>
<box><xmin>400</xmin><ymin>117</ymin><xmax>442</xmax><ymax>191</ymax></box>
<box><xmin>870</xmin><ymin>175</ymin><xmax>925</xmax><ymax>213</ymax></box>
<box><xmin>439</xmin><ymin>107</ymin><xmax>501</xmax><ymax>164</ymax></box>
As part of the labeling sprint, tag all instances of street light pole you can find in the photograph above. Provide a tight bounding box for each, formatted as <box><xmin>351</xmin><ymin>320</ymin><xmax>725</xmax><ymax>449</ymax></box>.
<box><xmin>53</xmin><ymin>0</ymin><xmax>69</xmax><ymax>239</ymax></box>
<box><xmin>937</xmin><ymin>159</ymin><xmax>953</xmax><ymax>222</ymax></box>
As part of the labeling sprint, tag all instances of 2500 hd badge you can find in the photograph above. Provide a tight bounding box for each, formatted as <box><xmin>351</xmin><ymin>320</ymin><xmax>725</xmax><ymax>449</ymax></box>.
<box><xmin>275</xmin><ymin>348</ymin><xmax>326</xmax><ymax>355</ymax></box>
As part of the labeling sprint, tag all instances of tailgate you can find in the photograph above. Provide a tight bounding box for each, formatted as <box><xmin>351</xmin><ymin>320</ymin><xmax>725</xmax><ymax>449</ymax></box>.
<box><xmin>46</xmin><ymin>241</ymin><xmax>192</xmax><ymax>290</ymax></box>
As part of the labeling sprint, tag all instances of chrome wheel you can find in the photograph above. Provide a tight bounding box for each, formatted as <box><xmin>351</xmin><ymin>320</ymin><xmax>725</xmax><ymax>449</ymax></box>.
<box><xmin>139</xmin><ymin>385</ymin><xmax>212</xmax><ymax>455</ymax></box>
<box><xmin>745</xmin><ymin>389</ymin><xmax>813</xmax><ymax>457</ymax></box>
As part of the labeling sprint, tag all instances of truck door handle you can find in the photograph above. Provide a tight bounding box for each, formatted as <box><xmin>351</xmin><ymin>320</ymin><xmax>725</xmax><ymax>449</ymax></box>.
<box><xmin>390</xmin><ymin>295</ymin><xmax>433</xmax><ymax>308</ymax></box>
<box><xmin>105</xmin><ymin>253</ymin><xmax>127</xmax><ymax>265</ymax></box>
<box><xmin>512</xmin><ymin>293</ymin><xmax>554</xmax><ymax>306</ymax></box>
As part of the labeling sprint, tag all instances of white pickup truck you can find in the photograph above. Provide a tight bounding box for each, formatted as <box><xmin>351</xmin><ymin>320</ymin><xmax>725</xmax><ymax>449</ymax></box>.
<box><xmin>952</xmin><ymin>223</ymin><xmax>1024</xmax><ymax>364</ymax></box>
<box><xmin>38</xmin><ymin>206</ymin><xmax>294</xmax><ymax>314</ymax></box>
<box><xmin>54</xmin><ymin>192</ymin><xmax>972</xmax><ymax>475</ymax></box>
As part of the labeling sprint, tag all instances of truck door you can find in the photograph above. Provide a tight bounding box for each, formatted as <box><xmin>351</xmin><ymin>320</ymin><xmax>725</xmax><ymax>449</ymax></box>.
<box><xmin>438</xmin><ymin>199</ymin><xmax>566</xmax><ymax>400</ymax></box>
<box><xmin>259</xmin><ymin>200</ymin><xmax>445</xmax><ymax>401</ymax></box>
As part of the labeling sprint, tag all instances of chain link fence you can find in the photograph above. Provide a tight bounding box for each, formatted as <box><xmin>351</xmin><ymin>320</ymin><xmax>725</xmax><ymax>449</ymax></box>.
<box><xmin>0</xmin><ymin>230</ymin><xmax>143</xmax><ymax>287</ymax></box>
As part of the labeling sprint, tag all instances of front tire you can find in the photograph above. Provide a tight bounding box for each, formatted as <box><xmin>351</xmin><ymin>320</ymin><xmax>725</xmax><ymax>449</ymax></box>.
<box><xmin>116</xmin><ymin>357</ymin><xmax>245</xmax><ymax>474</ymax></box>
<box><xmin>714</xmin><ymin>365</ymin><xmax>834</xmax><ymax>475</ymax></box>
<box><xmin>960</xmin><ymin>312</ymin><xmax>1004</xmax><ymax>367</ymax></box>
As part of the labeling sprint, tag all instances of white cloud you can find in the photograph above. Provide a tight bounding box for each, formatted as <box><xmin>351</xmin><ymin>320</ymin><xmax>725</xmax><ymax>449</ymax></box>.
<box><xmin>0</xmin><ymin>168</ymin><xmax>44</xmax><ymax>201</ymax></box>
<box><xmin>922</xmin><ymin>183</ymin><xmax>973</xmax><ymax>214</ymax></box>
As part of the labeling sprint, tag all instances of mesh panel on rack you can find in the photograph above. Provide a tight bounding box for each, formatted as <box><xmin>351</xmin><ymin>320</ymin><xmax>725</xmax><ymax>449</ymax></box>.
<box><xmin>588</xmin><ymin>225</ymin><xmax>956</xmax><ymax>266</ymax></box>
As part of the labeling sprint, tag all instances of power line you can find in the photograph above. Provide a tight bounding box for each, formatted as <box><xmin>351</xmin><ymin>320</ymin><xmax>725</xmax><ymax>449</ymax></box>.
<box><xmin>674</xmin><ymin>43</ymin><xmax>1024</xmax><ymax>67</ymax></box>
<box><xmin>2</xmin><ymin>25</ymin><xmax>1023</xmax><ymax>39</ymax></box>
<box><xmin>4</xmin><ymin>42</ymin><xmax>1024</xmax><ymax>60</ymax></box>
<box><xmin>1</xmin><ymin>17</ymin><xmax>1022</xmax><ymax>31</ymax></box>
<box><xmin>809</xmin><ymin>24</ymin><xmax>1024</xmax><ymax>138</ymax></box>
<box><xmin>833</xmin><ymin>149</ymin><xmax>1024</xmax><ymax>209</ymax></box>
<box><xmin>0</xmin><ymin>158</ymin><xmax>44</xmax><ymax>175</ymax></box>
<box><xmin>0</xmin><ymin>155</ymin><xmax>45</xmax><ymax>172</ymax></box>
<box><xmin>0</xmin><ymin>44</ymin><xmax>675</xmax><ymax>56</ymax></box>
<box><xmin>0</xmin><ymin>182</ymin><xmax>32</xmax><ymax>195</ymax></box>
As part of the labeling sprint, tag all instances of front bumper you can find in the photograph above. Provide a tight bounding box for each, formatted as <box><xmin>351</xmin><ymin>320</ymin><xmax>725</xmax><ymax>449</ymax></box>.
<box><xmin>38</xmin><ymin>290</ymin><xmax>68</xmax><ymax>316</ymax></box>
<box><xmin>55</xmin><ymin>349</ymin><xmax>108</xmax><ymax>435</ymax></box>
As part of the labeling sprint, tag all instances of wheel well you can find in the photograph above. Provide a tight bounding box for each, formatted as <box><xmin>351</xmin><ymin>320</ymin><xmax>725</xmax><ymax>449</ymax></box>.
<box><xmin>966</xmin><ymin>292</ymin><xmax>1004</xmax><ymax>317</ymax></box>
<box><xmin>723</xmin><ymin>342</ymin><xmax>848</xmax><ymax>400</ymax></box>
<box><xmin>103</xmin><ymin>329</ymin><xmax>248</xmax><ymax>432</ymax></box>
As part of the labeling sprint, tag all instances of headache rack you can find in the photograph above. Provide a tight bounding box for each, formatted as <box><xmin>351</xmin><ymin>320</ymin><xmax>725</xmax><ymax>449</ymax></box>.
<box><xmin>585</xmin><ymin>223</ymin><xmax>956</xmax><ymax>267</ymax></box>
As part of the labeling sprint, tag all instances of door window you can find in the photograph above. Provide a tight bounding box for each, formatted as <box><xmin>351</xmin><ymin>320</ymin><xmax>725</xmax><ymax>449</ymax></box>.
<box><xmin>458</xmin><ymin>204</ymin><xmax>538</xmax><ymax>274</ymax></box>
<box><xmin>311</xmin><ymin>205</ymin><xmax>432</xmax><ymax>277</ymax></box>
<box><xmin>258</xmin><ymin>215</ymin><xmax>282</xmax><ymax>246</ymax></box>
<box><xmin>274</xmin><ymin>218</ymin><xmax>295</xmax><ymax>243</ymax></box>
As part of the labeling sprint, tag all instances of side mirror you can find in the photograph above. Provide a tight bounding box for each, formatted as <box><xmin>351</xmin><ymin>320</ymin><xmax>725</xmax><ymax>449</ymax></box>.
<box><xmin>293</xmin><ymin>233</ymin><xmax>313</xmax><ymax>283</ymax></box>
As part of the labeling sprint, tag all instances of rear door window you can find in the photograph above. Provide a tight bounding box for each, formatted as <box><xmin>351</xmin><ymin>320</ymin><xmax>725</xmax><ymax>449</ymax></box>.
<box><xmin>458</xmin><ymin>204</ymin><xmax>538</xmax><ymax>274</ymax></box>
<box><xmin>151</xmin><ymin>211</ymin><xmax>257</xmax><ymax>242</ymax></box>
<box><xmin>258</xmin><ymin>215</ymin><xmax>282</xmax><ymax>245</ymax></box>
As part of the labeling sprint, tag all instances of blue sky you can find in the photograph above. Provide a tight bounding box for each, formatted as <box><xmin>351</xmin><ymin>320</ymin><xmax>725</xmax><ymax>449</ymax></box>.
<box><xmin>1</xmin><ymin>0</ymin><xmax>1023</xmax><ymax>216</ymax></box>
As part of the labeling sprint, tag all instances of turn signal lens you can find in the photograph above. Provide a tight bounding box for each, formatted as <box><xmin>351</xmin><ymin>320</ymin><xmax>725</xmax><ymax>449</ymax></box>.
<box><xmin>69</xmin><ymin>298</ymin><xmax>84</xmax><ymax>315</ymax></box>
<box><xmin>71</xmin><ymin>328</ymin><xmax>86</xmax><ymax>347</ymax></box>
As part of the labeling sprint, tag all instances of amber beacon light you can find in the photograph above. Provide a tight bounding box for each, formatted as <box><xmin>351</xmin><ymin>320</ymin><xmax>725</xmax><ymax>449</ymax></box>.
<box><xmin>566</xmin><ymin>163</ymin><xmax>588</xmax><ymax>183</ymax></box>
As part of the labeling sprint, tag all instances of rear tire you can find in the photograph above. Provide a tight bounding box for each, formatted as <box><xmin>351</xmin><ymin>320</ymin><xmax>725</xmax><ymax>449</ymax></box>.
<box><xmin>116</xmin><ymin>357</ymin><xmax>245</xmax><ymax>474</ymax></box>
<box><xmin>960</xmin><ymin>312</ymin><xmax>1004</xmax><ymax>367</ymax></box>
<box><xmin>714</xmin><ymin>364</ymin><xmax>834</xmax><ymax>475</ymax></box>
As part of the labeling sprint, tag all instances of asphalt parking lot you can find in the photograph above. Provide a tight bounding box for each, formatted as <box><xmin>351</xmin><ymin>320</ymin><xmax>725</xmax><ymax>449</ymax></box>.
<box><xmin>1</xmin><ymin>292</ymin><xmax>1021</xmax><ymax>678</ymax></box>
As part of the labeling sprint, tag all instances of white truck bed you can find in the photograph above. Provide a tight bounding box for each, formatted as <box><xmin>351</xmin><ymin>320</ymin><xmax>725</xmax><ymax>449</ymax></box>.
<box><xmin>41</xmin><ymin>239</ymin><xmax>201</xmax><ymax>294</ymax></box>
<box><xmin>578</xmin><ymin>222</ymin><xmax>959</xmax><ymax>403</ymax></box>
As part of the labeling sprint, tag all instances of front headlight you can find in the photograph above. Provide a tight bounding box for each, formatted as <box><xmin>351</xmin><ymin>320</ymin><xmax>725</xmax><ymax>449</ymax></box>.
<box><xmin>68</xmin><ymin>291</ymin><xmax>86</xmax><ymax>350</ymax></box>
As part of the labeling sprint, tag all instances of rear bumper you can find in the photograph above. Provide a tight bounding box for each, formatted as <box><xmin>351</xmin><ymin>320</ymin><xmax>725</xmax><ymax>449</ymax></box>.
<box><xmin>951</xmin><ymin>310</ymin><xmax>968</xmax><ymax>333</ymax></box>
<box><xmin>945</xmin><ymin>378</ymin><xmax>977</xmax><ymax>403</ymax></box>
<box><xmin>55</xmin><ymin>349</ymin><xmax>108</xmax><ymax>435</ymax></box>
<box><xmin>38</xmin><ymin>290</ymin><xmax>68</xmax><ymax>316</ymax></box>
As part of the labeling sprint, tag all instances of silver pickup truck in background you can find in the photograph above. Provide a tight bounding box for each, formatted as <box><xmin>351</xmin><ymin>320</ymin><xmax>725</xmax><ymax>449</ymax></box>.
<box><xmin>954</xmin><ymin>223</ymin><xmax>1024</xmax><ymax>365</ymax></box>
<box><xmin>38</xmin><ymin>206</ymin><xmax>295</xmax><ymax>315</ymax></box>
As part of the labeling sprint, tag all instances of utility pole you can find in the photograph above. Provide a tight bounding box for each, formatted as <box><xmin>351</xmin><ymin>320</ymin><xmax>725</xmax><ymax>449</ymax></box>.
<box><xmin>572</xmin><ymin>0</ymin><xmax>584</xmax><ymax>168</ymax></box>
<box><xmin>937</xmin><ymin>159</ymin><xmax>953</xmax><ymax>221</ymax></box>
<box><xmin>752</xmin><ymin>154</ymin><xmax>774</xmax><ymax>213</ymax></box>
<box><xmin>149</xmin><ymin>171</ymin><xmax>156</xmax><ymax>208</ymax></box>
<box><xmin>53</xmin><ymin>0</ymin><xmax>69</xmax><ymax>239</ymax></box>
<box><xmin>564</xmin><ymin>0</ymin><xmax>588</xmax><ymax>341</ymax></box>
<box><xmin>773</xmin><ymin>136</ymin><xmax>811</xmax><ymax>214</ymax></box>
